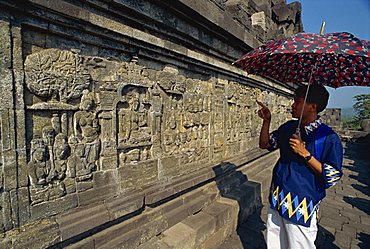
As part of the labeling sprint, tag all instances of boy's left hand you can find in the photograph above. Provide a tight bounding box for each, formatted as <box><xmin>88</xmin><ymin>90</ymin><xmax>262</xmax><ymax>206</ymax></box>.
<box><xmin>289</xmin><ymin>134</ymin><xmax>310</xmax><ymax>158</ymax></box>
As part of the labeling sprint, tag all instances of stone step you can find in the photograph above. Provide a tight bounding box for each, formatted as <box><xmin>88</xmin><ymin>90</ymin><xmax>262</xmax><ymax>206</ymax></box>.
<box><xmin>65</xmin><ymin>152</ymin><xmax>277</xmax><ymax>248</ymax></box>
<box><xmin>249</xmin><ymin>167</ymin><xmax>274</xmax><ymax>203</ymax></box>
<box><xmin>136</xmin><ymin>175</ymin><xmax>262</xmax><ymax>249</ymax></box>
<box><xmin>232</xmin><ymin>151</ymin><xmax>277</xmax><ymax>204</ymax></box>
<box><xmin>240</xmin><ymin>151</ymin><xmax>278</xmax><ymax>179</ymax></box>
<box><xmin>65</xmin><ymin>184</ymin><xmax>218</xmax><ymax>249</ymax></box>
<box><xmin>137</xmin><ymin>197</ymin><xmax>239</xmax><ymax>249</ymax></box>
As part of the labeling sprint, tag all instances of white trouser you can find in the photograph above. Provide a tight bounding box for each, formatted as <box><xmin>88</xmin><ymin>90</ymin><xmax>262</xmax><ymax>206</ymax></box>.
<box><xmin>266</xmin><ymin>206</ymin><xmax>318</xmax><ymax>249</ymax></box>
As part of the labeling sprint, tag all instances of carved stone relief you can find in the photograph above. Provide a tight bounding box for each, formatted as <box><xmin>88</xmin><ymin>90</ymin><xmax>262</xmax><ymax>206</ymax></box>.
<box><xmin>27</xmin><ymin>127</ymin><xmax>68</xmax><ymax>204</ymax></box>
<box><xmin>116</xmin><ymin>85</ymin><xmax>152</xmax><ymax>164</ymax></box>
<box><xmin>23</xmin><ymin>48</ymin><xmax>291</xmax><ymax>206</ymax></box>
<box><xmin>24</xmin><ymin>49</ymin><xmax>104</xmax><ymax>203</ymax></box>
<box><xmin>71</xmin><ymin>90</ymin><xmax>101</xmax><ymax>180</ymax></box>
<box><xmin>24</xmin><ymin>49</ymin><xmax>91</xmax><ymax>107</ymax></box>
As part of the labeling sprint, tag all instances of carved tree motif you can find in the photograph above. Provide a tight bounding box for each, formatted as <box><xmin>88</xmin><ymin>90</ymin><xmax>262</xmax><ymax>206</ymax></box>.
<box><xmin>24</xmin><ymin>49</ymin><xmax>91</xmax><ymax>102</ymax></box>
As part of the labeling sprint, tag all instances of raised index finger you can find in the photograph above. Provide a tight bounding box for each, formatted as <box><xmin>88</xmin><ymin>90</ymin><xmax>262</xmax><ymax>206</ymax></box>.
<box><xmin>256</xmin><ymin>100</ymin><xmax>267</xmax><ymax>108</ymax></box>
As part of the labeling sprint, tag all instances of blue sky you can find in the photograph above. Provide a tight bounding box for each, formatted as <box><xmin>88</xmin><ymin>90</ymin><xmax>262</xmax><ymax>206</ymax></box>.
<box><xmin>286</xmin><ymin>0</ymin><xmax>370</xmax><ymax>108</ymax></box>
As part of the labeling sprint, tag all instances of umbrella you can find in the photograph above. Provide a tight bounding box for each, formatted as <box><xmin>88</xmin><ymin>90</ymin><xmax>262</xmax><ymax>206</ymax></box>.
<box><xmin>234</xmin><ymin>31</ymin><xmax>370</xmax><ymax>132</ymax></box>
<box><xmin>235</xmin><ymin>32</ymin><xmax>370</xmax><ymax>88</ymax></box>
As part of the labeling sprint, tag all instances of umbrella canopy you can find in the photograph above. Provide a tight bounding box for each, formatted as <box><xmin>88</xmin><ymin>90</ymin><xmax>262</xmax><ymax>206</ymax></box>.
<box><xmin>235</xmin><ymin>32</ymin><xmax>370</xmax><ymax>88</ymax></box>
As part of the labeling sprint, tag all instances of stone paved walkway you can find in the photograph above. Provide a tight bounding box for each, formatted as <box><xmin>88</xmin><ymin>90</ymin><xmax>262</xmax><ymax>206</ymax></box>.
<box><xmin>219</xmin><ymin>137</ymin><xmax>370</xmax><ymax>249</ymax></box>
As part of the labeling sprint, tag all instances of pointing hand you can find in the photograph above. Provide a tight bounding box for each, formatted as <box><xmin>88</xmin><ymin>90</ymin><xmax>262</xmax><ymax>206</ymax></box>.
<box><xmin>256</xmin><ymin>100</ymin><xmax>271</xmax><ymax>122</ymax></box>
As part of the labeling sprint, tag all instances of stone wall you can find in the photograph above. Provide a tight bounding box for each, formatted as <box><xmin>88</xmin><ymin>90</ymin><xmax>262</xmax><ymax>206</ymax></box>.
<box><xmin>0</xmin><ymin>0</ymin><xmax>301</xmax><ymax>247</ymax></box>
<box><xmin>321</xmin><ymin>108</ymin><xmax>342</xmax><ymax>130</ymax></box>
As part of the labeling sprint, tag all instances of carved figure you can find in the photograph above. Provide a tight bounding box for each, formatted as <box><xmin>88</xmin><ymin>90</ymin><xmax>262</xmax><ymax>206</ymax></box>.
<box><xmin>41</xmin><ymin>126</ymin><xmax>57</xmax><ymax>182</ymax></box>
<box><xmin>119</xmin><ymin>90</ymin><xmax>140</xmax><ymax>143</ymax></box>
<box><xmin>67</xmin><ymin>137</ymin><xmax>94</xmax><ymax>179</ymax></box>
<box><xmin>73</xmin><ymin>90</ymin><xmax>101</xmax><ymax>173</ymax></box>
<box><xmin>27</xmin><ymin>139</ymin><xmax>50</xmax><ymax>187</ymax></box>
<box><xmin>118</xmin><ymin>89</ymin><xmax>151</xmax><ymax>147</ymax></box>
<box><xmin>53</xmin><ymin>134</ymin><xmax>69</xmax><ymax>180</ymax></box>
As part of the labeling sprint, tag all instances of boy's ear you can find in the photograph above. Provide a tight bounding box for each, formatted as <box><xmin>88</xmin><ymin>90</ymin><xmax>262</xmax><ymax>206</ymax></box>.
<box><xmin>310</xmin><ymin>103</ymin><xmax>318</xmax><ymax>112</ymax></box>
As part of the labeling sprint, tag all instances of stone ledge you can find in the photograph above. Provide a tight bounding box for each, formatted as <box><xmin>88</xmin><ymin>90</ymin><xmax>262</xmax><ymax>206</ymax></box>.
<box><xmin>178</xmin><ymin>0</ymin><xmax>261</xmax><ymax>49</ymax></box>
<box><xmin>56</xmin><ymin>203</ymin><xmax>110</xmax><ymax>241</ymax></box>
<box><xmin>162</xmin><ymin>222</ymin><xmax>197</xmax><ymax>249</ymax></box>
<box><xmin>145</xmin><ymin>148</ymin><xmax>270</xmax><ymax>206</ymax></box>
<box><xmin>57</xmin><ymin>150</ymin><xmax>275</xmax><ymax>246</ymax></box>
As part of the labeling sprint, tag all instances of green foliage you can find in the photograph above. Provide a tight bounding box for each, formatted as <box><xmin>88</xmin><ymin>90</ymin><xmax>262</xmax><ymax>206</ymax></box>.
<box><xmin>341</xmin><ymin>116</ymin><xmax>360</xmax><ymax>130</ymax></box>
<box><xmin>353</xmin><ymin>94</ymin><xmax>370</xmax><ymax>122</ymax></box>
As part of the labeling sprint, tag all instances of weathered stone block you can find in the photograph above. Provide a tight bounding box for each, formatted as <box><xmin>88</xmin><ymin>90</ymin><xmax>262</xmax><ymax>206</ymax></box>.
<box><xmin>18</xmin><ymin>187</ymin><xmax>30</xmax><ymax>226</ymax></box>
<box><xmin>161</xmin><ymin>156</ymin><xmax>180</xmax><ymax>178</ymax></box>
<box><xmin>7</xmin><ymin>219</ymin><xmax>60</xmax><ymax>249</ymax></box>
<box><xmin>2</xmin><ymin>192</ymin><xmax>13</xmax><ymax>231</ymax></box>
<box><xmin>202</xmin><ymin>224</ymin><xmax>230</xmax><ymax>249</ymax></box>
<box><xmin>57</xmin><ymin>203</ymin><xmax>110</xmax><ymax>240</ymax></box>
<box><xmin>30</xmin><ymin>194</ymin><xmax>78</xmax><ymax>221</ymax></box>
<box><xmin>163</xmin><ymin>204</ymin><xmax>191</xmax><ymax>229</ymax></box>
<box><xmin>182</xmin><ymin>212</ymin><xmax>216</xmax><ymax>246</ymax></box>
<box><xmin>64</xmin><ymin>238</ymin><xmax>95</xmax><ymax>249</ymax></box>
<box><xmin>92</xmin><ymin>170</ymin><xmax>119</xmax><ymax>188</ymax></box>
<box><xmin>22</xmin><ymin>29</ymin><xmax>46</xmax><ymax>47</ymax></box>
<box><xmin>217</xmin><ymin>197</ymin><xmax>239</xmax><ymax>230</ymax></box>
<box><xmin>186</xmin><ymin>195</ymin><xmax>210</xmax><ymax>215</ymax></box>
<box><xmin>119</xmin><ymin>159</ymin><xmax>158</xmax><ymax>191</ymax></box>
<box><xmin>64</xmin><ymin>178</ymin><xmax>76</xmax><ymax>194</ymax></box>
<box><xmin>77</xmin><ymin>184</ymin><xmax>119</xmax><ymax>206</ymax></box>
<box><xmin>203</xmin><ymin>201</ymin><xmax>231</xmax><ymax>230</ymax></box>
<box><xmin>96</xmin><ymin>216</ymin><xmax>167</xmax><ymax>249</ymax></box>
<box><xmin>76</xmin><ymin>181</ymin><xmax>93</xmax><ymax>192</ymax></box>
<box><xmin>162</xmin><ymin>222</ymin><xmax>196</xmax><ymax>249</ymax></box>
<box><xmin>153</xmin><ymin>194</ymin><xmax>184</xmax><ymax>215</ymax></box>
<box><xmin>137</xmin><ymin>236</ymin><xmax>172</xmax><ymax>249</ymax></box>
<box><xmin>145</xmin><ymin>187</ymin><xmax>175</xmax><ymax>205</ymax></box>
<box><xmin>106</xmin><ymin>192</ymin><xmax>144</xmax><ymax>220</ymax></box>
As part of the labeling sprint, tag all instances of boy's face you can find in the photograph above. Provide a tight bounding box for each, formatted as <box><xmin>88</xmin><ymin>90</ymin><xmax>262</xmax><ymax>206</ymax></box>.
<box><xmin>291</xmin><ymin>97</ymin><xmax>306</xmax><ymax>118</ymax></box>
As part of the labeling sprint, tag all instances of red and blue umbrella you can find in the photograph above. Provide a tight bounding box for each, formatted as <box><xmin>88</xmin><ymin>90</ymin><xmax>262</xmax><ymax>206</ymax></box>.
<box><xmin>235</xmin><ymin>32</ymin><xmax>370</xmax><ymax>88</ymax></box>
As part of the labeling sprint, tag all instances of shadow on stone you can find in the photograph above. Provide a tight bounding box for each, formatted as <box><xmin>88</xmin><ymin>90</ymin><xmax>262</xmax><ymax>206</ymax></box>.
<box><xmin>315</xmin><ymin>225</ymin><xmax>340</xmax><ymax>249</ymax></box>
<box><xmin>213</xmin><ymin>162</ymin><xmax>266</xmax><ymax>249</ymax></box>
<box><xmin>236</xmin><ymin>206</ymin><xmax>267</xmax><ymax>249</ymax></box>
<box><xmin>358</xmin><ymin>232</ymin><xmax>370</xmax><ymax>249</ymax></box>
<box><xmin>351</xmin><ymin>184</ymin><xmax>370</xmax><ymax>197</ymax></box>
<box><xmin>343</xmin><ymin>196</ymin><xmax>370</xmax><ymax>215</ymax></box>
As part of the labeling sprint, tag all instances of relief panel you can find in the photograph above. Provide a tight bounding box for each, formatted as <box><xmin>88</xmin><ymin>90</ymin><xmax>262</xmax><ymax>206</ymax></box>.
<box><xmin>21</xmin><ymin>48</ymin><xmax>291</xmax><ymax>209</ymax></box>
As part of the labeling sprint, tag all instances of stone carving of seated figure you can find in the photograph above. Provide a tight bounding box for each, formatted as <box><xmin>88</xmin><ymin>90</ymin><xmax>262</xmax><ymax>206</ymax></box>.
<box><xmin>53</xmin><ymin>133</ymin><xmax>69</xmax><ymax>180</ymax></box>
<box><xmin>118</xmin><ymin>90</ymin><xmax>151</xmax><ymax>149</ymax></box>
<box><xmin>67</xmin><ymin>137</ymin><xmax>95</xmax><ymax>180</ymax></box>
<box><xmin>27</xmin><ymin>139</ymin><xmax>50</xmax><ymax>188</ymax></box>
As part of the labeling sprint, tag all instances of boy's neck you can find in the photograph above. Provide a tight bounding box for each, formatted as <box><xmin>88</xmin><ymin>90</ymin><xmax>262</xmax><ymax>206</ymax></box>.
<box><xmin>300</xmin><ymin>114</ymin><xmax>318</xmax><ymax>127</ymax></box>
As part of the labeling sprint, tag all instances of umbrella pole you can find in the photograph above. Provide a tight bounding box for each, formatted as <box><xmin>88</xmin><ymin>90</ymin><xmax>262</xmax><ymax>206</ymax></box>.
<box><xmin>295</xmin><ymin>22</ymin><xmax>325</xmax><ymax>135</ymax></box>
<box><xmin>320</xmin><ymin>21</ymin><xmax>326</xmax><ymax>35</ymax></box>
<box><xmin>295</xmin><ymin>68</ymin><xmax>315</xmax><ymax>135</ymax></box>
<box><xmin>296</xmin><ymin>22</ymin><xmax>325</xmax><ymax>135</ymax></box>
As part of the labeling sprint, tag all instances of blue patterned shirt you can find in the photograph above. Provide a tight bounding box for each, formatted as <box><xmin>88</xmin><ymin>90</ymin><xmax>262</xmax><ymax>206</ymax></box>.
<box><xmin>268</xmin><ymin>118</ymin><xmax>343</xmax><ymax>227</ymax></box>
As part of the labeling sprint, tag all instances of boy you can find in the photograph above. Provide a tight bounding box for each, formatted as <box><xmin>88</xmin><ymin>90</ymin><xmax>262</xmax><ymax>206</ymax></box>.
<box><xmin>257</xmin><ymin>84</ymin><xmax>343</xmax><ymax>249</ymax></box>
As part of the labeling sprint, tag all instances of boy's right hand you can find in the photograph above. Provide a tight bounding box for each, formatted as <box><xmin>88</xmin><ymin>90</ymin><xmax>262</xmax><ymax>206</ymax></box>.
<box><xmin>257</xmin><ymin>100</ymin><xmax>271</xmax><ymax>122</ymax></box>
